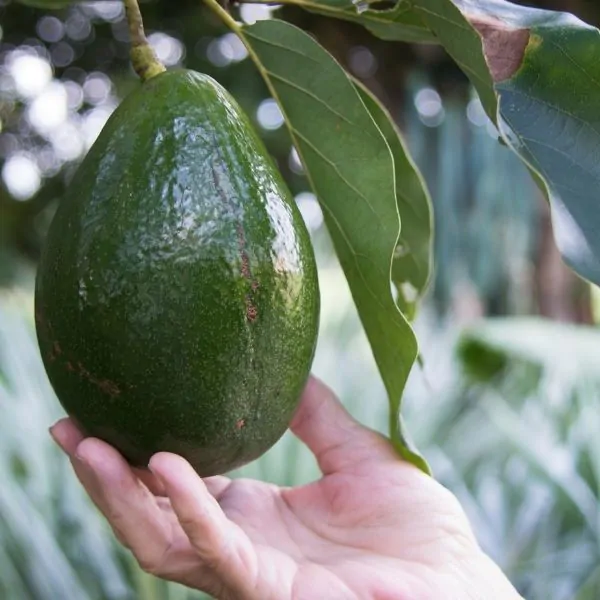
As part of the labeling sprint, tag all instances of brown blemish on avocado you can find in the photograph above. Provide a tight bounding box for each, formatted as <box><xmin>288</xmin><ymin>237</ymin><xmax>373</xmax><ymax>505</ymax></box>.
<box><xmin>237</xmin><ymin>227</ymin><xmax>259</xmax><ymax>321</ymax></box>
<box><xmin>48</xmin><ymin>340</ymin><xmax>61</xmax><ymax>362</ymax></box>
<box><xmin>240</xmin><ymin>250</ymin><xmax>252</xmax><ymax>281</ymax></box>
<box><xmin>245</xmin><ymin>298</ymin><xmax>257</xmax><ymax>322</ymax></box>
<box><xmin>97</xmin><ymin>379</ymin><xmax>121</xmax><ymax>397</ymax></box>
<box><xmin>36</xmin><ymin>309</ymin><xmax>54</xmax><ymax>335</ymax></box>
<box><xmin>237</xmin><ymin>243</ymin><xmax>259</xmax><ymax>322</ymax></box>
<box><xmin>77</xmin><ymin>362</ymin><xmax>90</xmax><ymax>378</ymax></box>
<box><xmin>76</xmin><ymin>361</ymin><xmax>120</xmax><ymax>397</ymax></box>
<box><xmin>469</xmin><ymin>14</ymin><xmax>530</xmax><ymax>82</ymax></box>
<box><xmin>211</xmin><ymin>165</ymin><xmax>259</xmax><ymax>322</ymax></box>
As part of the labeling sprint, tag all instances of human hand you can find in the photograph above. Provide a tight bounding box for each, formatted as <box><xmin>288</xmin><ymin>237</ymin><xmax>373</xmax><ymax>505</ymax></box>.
<box><xmin>50</xmin><ymin>376</ymin><xmax>523</xmax><ymax>600</ymax></box>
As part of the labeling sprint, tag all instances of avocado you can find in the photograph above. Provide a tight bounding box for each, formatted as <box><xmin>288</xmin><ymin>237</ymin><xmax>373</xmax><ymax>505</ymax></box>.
<box><xmin>35</xmin><ymin>70</ymin><xmax>320</xmax><ymax>476</ymax></box>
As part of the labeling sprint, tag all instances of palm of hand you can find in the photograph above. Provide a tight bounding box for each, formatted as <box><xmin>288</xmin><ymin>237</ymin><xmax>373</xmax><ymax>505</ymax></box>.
<box><xmin>197</xmin><ymin>462</ymin><xmax>475</xmax><ymax>600</ymax></box>
<box><xmin>51</xmin><ymin>378</ymin><xmax>507</xmax><ymax>600</ymax></box>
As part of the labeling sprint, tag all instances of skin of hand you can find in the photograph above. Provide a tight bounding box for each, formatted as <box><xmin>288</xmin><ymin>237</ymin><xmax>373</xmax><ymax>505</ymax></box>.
<box><xmin>50</xmin><ymin>376</ymin><xmax>523</xmax><ymax>600</ymax></box>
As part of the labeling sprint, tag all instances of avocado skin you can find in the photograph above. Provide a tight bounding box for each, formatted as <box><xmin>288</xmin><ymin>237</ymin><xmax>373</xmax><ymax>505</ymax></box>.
<box><xmin>35</xmin><ymin>70</ymin><xmax>320</xmax><ymax>476</ymax></box>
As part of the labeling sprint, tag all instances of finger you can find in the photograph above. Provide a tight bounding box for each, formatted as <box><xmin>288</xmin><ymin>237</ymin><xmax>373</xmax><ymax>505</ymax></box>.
<box><xmin>290</xmin><ymin>376</ymin><xmax>397</xmax><ymax>474</ymax></box>
<box><xmin>149</xmin><ymin>453</ymin><xmax>255</xmax><ymax>593</ymax></box>
<box><xmin>73</xmin><ymin>437</ymin><xmax>174</xmax><ymax>572</ymax></box>
<box><xmin>50</xmin><ymin>418</ymin><xmax>109</xmax><ymax>506</ymax></box>
<box><xmin>203</xmin><ymin>475</ymin><xmax>232</xmax><ymax>501</ymax></box>
<box><xmin>50</xmin><ymin>417</ymin><xmax>84</xmax><ymax>455</ymax></box>
<box><xmin>51</xmin><ymin>418</ymin><xmax>166</xmax><ymax>496</ymax></box>
<box><xmin>133</xmin><ymin>467</ymin><xmax>167</xmax><ymax>496</ymax></box>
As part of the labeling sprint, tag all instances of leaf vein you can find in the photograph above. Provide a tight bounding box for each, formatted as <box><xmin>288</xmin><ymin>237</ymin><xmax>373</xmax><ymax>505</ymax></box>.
<box><xmin>292</xmin><ymin>128</ymin><xmax>387</xmax><ymax>224</ymax></box>
<box><xmin>414</xmin><ymin>5</ymin><xmax>473</xmax><ymax>33</ymax></box>
<box><xmin>318</xmin><ymin>202</ymin><xmax>396</xmax><ymax>320</ymax></box>
<box><xmin>548</xmin><ymin>39</ymin><xmax>600</xmax><ymax>92</ymax></box>
<box><xmin>518</xmin><ymin>135</ymin><xmax>599</xmax><ymax>185</ymax></box>
<box><xmin>500</xmin><ymin>87</ymin><xmax>600</xmax><ymax>142</ymax></box>
<box><xmin>265</xmin><ymin>71</ymin><xmax>354</xmax><ymax>125</ymax></box>
<box><xmin>243</xmin><ymin>30</ymin><xmax>322</xmax><ymax>65</ymax></box>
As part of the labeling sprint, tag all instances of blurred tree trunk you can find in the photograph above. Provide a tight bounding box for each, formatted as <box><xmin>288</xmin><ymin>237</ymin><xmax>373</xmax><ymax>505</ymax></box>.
<box><xmin>534</xmin><ymin>198</ymin><xmax>593</xmax><ymax>323</ymax></box>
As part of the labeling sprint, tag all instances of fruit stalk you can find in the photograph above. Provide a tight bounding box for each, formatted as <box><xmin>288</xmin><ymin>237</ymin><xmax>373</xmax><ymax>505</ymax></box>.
<box><xmin>123</xmin><ymin>0</ymin><xmax>165</xmax><ymax>82</ymax></box>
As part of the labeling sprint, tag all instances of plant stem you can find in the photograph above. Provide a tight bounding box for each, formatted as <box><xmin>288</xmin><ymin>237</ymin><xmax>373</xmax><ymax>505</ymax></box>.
<box><xmin>203</xmin><ymin>0</ymin><xmax>242</xmax><ymax>33</ymax></box>
<box><xmin>123</xmin><ymin>0</ymin><xmax>165</xmax><ymax>82</ymax></box>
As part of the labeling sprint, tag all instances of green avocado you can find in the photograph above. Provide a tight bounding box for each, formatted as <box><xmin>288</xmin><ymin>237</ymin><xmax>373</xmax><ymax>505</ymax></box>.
<box><xmin>35</xmin><ymin>69</ymin><xmax>320</xmax><ymax>476</ymax></box>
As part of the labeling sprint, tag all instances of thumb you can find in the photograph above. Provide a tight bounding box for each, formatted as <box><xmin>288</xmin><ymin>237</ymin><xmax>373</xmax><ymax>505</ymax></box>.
<box><xmin>290</xmin><ymin>376</ymin><xmax>397</xmax><ymax>475</ymax></box>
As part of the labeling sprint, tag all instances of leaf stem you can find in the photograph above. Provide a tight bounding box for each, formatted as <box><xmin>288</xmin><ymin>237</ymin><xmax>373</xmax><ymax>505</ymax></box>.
<box><xmin>204</xmin><ymin>0</ymin><xmax>243</xmax><ymax>32</ymax></box>
<box><xmin>124</xmin><ymin>0</ymin><xmax>166</xmax><ymax>82</ymax></box>
<box><xmin>201</xmin><ymin>0</ymin><xmax>275</xmax><ymax>114</ymax></box>
<box><xmin>208</xmin><ymin>0</ymin><xmax>425</xmax><ymax>32</ymax></box>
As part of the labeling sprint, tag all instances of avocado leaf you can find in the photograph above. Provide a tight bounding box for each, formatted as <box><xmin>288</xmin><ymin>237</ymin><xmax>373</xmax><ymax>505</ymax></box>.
<box><xmin>239</xmin><ymin>18</ymin><xmax>431</xmax><ymax>473</ymax></box>
<box><xmin>353</xmin><ymin>81</ymin><xmax>433</xmax><ymax>319</ymax></box>
<box><xmin>293</xmin><ymin>0</ymin><xmax>600</xmax><ymax>291</ymax></box>
<box><xmin>298</xmin><ymin>0</ymin><xmax>436</xmax><ymax>43</ymax></box>
<box><xmin>411</xmin><ymin>0</ymin><xmax>600</xmax><ymax>304</ymax></box>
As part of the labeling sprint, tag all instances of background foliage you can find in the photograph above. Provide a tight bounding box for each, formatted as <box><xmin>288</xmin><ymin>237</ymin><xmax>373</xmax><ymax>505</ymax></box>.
<box><xmin>1</xmin><ymin>0</ymin><xmax>599</xmax><ymax>598</ymax></box>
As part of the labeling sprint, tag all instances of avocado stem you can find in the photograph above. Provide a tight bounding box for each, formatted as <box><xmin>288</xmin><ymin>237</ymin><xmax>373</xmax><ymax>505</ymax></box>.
<box><xmin>124</xmin><ymin>0</ymin><xmax>166</xmax><ymax>82</ymax></box>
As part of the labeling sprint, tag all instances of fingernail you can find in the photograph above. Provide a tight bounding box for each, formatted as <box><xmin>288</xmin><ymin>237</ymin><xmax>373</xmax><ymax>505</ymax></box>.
<box><xmin>73</xmin><ymin>442</ymin><xmax>93</xmax><ymax>466</ymax></box>
<box><xmin>49</xmin><ymin>424</ymin><xmax>68</xmax><ymax>453</ymax></box>
<box><xmin>147</xmin><ymin>459</ymin><xmax>163</xmax><ymax>479</ymax></box>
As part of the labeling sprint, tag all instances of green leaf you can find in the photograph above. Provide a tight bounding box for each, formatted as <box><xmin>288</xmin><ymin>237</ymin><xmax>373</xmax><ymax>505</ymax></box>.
<box><xmin>235</xmin><ymin>17</ymin><xmax>429</xmax><ymax>472</ymax></box>
<box><xmin>493</xmin><ymin>12</ymin><xmax>600</xmax><ymax>287</ymax></box>
<box><xmin>291</xmin><ymin>0</ymin><xmax>437</xmax><ymax>43</ymax></box>
<box><xmin>353</xmin><ymin>81</ymin><xmax>433</xmax><ymax>318</ymax></box>
<box><xmin>574</xmin><ymin>564</ymin><xmax>600</xmax><ymax>600</ymax></box>
<box><xmin>411</xmin><ymin>0</ymin><xmax>600</xmax><ymax>293</ymax></box>
<box><xmin>456</xmin><ymin>337</ymin><xmax>508</xmax><ymax>383</ymax></box>
<box><xmin>459</xmin><ymin>317</ymin><xmax>600</xmax><ymax>379</ymax></box>
<box><xmin>361</xmin><ymin>1</ymin><xmax>436</xmax><ymax>43</ymax></box>
<box><xmin>410</xmin><ymin>0</ymin><xmax>498</xmax><ymax>120</ymax></box>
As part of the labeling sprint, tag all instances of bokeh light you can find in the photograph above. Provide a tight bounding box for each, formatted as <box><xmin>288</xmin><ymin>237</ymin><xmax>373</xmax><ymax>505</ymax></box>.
<box><xmin>239</xmin><ymin>4</ymin><xmax>275</xmax><ymax>24</ymax></box>
<box><xmin>8</xmin><ymin>52</ymin><xmax>53</xmax><ymax>99</ymax></box>
<box><xmin>148</xmin><ymin>32</ymin><xmax>185</xmax><ymax>67</ymax></box>
<box><xmin>28</xmin><ymin>81</ymin><xmax>68</xmax><ymax>135</ymax></box>
<box><xmin>2</xmin><ymin>154</ymin><xmax>41</xmax><ymax>200</ymax></box>
<box><xmin>295</xmin><ymin>191</ymin><xmax>323</xmax><ymax>231</ymax></box>
<box><xmin>288</xmin><ymin>147</ymin><xmax>304</xmax><ymax>175</ymax></box>
<box><xmin>466</xmin><ymin>97</ymin><xmax>488</xmax><ymax>127</ymax></box>
<box><xmin>256</xmin><ymin>98</ymin><xmax>284</xmax><ymax>130</ymax></box>
<box><xmin>36</xmin><ymin>16</ymin><xmax>65</xmax><ymax>44</ymax></box>
<box><xmin>206</xmin><ymin>33</ymin><xmax>248</xmax><ymax>67</ymax></box>
<box><xmin>348</xmin><ymin>46</ymin><xmax>378</xmax><ymax>79</ymax></box>
<box><xmin>83</xmin><ymin>71</ymin><xmax>112</xmax><ymax>105</ymax></box>
<box><xmin>414</xmin><ymin>87</ymin><xmax>445</xmax><ymax>127</ymax></box>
